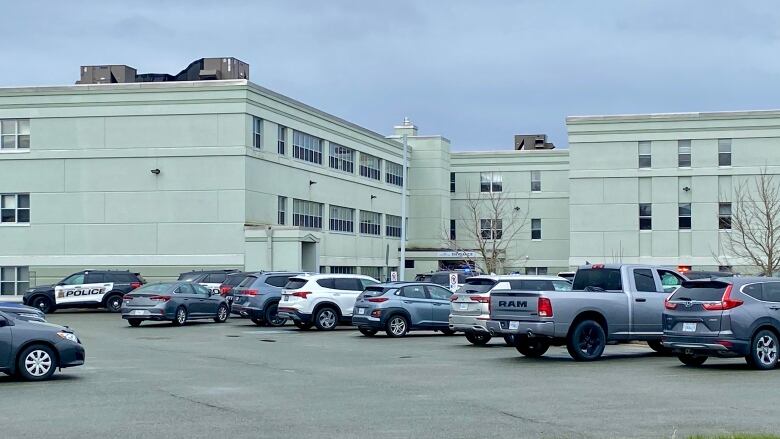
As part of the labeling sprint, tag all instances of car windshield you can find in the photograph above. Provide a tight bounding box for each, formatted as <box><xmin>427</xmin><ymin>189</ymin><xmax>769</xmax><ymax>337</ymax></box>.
<box><xmin>285</xmin><ymin>278</ymin><xmax>308</xmax><ymax>290</ymax></box>
<box><xmin>455</xmin><ymin>278</ymin><xmax>497</xmax><ymax>294</ymax></box>
<box><xmin>177</xmin><ymin>273</ymin><xmax>200</xmax><ymax>281</ymax></box>
<box><xmin>572</xmin><ymin>268</ymin><xmax>623</xmax><ymax>291</ymax></box>
<box><xmin>134</xmin><ymin>283</ymin><xmax>174</xmax><ymax>294</ymax></box>
<box><xmin>670</xmin><ymin>281</ymin><xmax>730</xmax><ymax>301</ymax></box>
<box><xmin>237</xmin><ymin>276</ymin><xmax>258</xmax><ymax>288</ymax></box>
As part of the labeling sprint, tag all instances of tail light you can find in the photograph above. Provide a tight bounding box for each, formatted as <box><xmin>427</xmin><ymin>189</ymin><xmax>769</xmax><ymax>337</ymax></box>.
<box><xmin>702</xmin><ymin>285</ymin><xmax>742</xmax><ymax>310</ymax></box>
<box><xmin>538</xmin><ymin>297</ymin><xmax>553</xmax><ymax>317</ymax></box>
<box><xmin>367</xmin><ymin>297</ymin><xmax>388</xmax><ymax>303</ymax></box>
<box><xmin>123</xmin><ymin>295</ymin><xmax>134</xmax><ymax>302</ymax></box>
<box><xmin>130</xmin><ymin>282</ymin><xmax>141</xmax><ymax>290</ymax></box>
<box><xmin>219</xmin><ymin>285</ymin><xmax>231</xmax><ymax>296</ymax></box>
<box><xmin>149</xmin><ymin>295</ymin><xmax>171</xmax><ymax>302</ymax></box>
<box><xmin>292</xmin><ymin>291</ymin><xmax>311</xmax><ymax>299</ymax></box>
<box><xmin>450</xmin><ymin>294</ymin><xmax>459</xmax><ymax>302</ymax></box>
<box><xmin>592</xmin><ymin>264</ymin><xmax>605</xmax><ymax>269</ymax></box>
<box><xmin>469</xmin><ymin>296</ymin><xmax>490</xmax><ymax>303</ymax></box>
<box><xmin>371</xmin><ymin>310</ymin><xmax>382</xmax><ymax>318</ymax></box>
<box><xmin>664</xmin><ymin>299</ymin><xmax>678</xmax><ymax>310</ymax></box>
<box><xmin>244</xmin><ymin>290</ymin><xmax>259</xmax><ymax>296</ymax></box>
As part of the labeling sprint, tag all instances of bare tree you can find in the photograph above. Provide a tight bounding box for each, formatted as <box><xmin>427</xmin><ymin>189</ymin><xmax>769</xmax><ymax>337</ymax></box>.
<box><xmin>722</xmin><ymin>168</ymin><xmax>780</xmax><ymax>276</ymax></box>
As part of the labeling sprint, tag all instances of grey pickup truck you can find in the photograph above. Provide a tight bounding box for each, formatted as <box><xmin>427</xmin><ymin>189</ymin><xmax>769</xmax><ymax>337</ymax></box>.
<box><xmin>486</xmin><ymin>264</ymin><xmax>686</xmax><ymax>361</ymax></box>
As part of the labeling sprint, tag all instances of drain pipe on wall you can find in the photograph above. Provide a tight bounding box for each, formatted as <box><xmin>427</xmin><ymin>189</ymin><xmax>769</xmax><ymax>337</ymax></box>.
<box><xmin>267</xmin><ymin>225</ymin><xmax>274</xmax><ymax>271</ymax></box>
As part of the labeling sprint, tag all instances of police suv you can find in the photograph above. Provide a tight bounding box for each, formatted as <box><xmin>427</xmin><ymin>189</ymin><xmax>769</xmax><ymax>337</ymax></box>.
<box><xmin>23</xmin><ymin>270</ymin><xmax>145</xmax><ymax>314</ymax></box>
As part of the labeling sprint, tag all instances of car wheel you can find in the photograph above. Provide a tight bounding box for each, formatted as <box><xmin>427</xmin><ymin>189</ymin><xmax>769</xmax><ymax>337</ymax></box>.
<box><xmin>172</xmin><ymin>306</ymin><xmax>187</xmax><ymax>326</ymax></box>
<box><xmin>647</xmin><ymin>340</ymin><xmax>671</xmax><ymax>354</ymax></box>
<box><xmin>678</xmin><ymin>353</ymin><xmax>708</xmax><ymax>367</ymax></box>
<box><xmin>265</xmin><ymin>302</ymin><xmax>287</xmax><ymax>327</ymax></box>
<box><xmin>251</xmin><ymin>317</ymin><xmax>265</xmax><ymax>326</ymax></box>
<box><xmin>515</xmin><ymin>337</ymin><xmax>550</xmax><ymax>357</ymax></box>
<box><xmin>385</xmin><ymin>315</ymin><xmax>409</xmax><ymax>337</ymax></box>
<box><xmin>294</xmin><ymin>321</ymin><xmax>313</xmax><ymax>330</ymax></box>
<box><xmin>749</xmin><ymin>329</ymin><xmax>779</xmax><ymax>370</ymax></box>
<box><xmin>214</xmin><ymin>304</ymin><xmax>229</xmax><ymax>323</ymax></box>
<box><xmin>128</xmin><ymin>319</ymin><xmax>142</xmax><ymax>327</ymax></box>
<box><xmin>440</xmin><ymin>328</ymin><xmax>456</xmax><ymax>336</ymax></box>
<box><xmin>567</xmin><ymin>320</ymin><xmax>606</xmax><ymax>361</ymax></box>
<box><xmin>503</xmin><ymin>334</ymin><xmax>517</xmax><ymax>346</ymax></box>
<box><xmin>464</xmin><ymin>331</ymin><xmax>491</xmax><ymax>346</ymax></box>
<box><xmin>17</xmin><ymin>345</ymin><xmax>57</xmax><ymax>381</ymax></box>
<box><xmin>32</xmin><ymin>296</ymin><xmax>54</xmax><ymax>314</ymax></box>
<box><xmin>105</xmin><ymin>294</ymin><xmax>124</xmax><ymax>313</ymax></box>
<box><xmin>314</xmin><ymin>307</ymin><xmax>339</xmax><ymax>331</ymax></box>
<box><xmin>359</xmin><ymin>328</ymin><xmax>378</xmax><ymax>337</ymax></box>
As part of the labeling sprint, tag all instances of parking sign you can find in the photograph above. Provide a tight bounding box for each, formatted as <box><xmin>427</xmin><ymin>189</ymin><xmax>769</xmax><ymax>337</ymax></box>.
<box><xmin>449</xmin><ymin>273</ymin><xmax>458</xmax><ymax>291</ymax></box>
<box><xmin>390</xmin><ymin>271</ymin><xmax>398</xmax><ymax>282</ymax></box>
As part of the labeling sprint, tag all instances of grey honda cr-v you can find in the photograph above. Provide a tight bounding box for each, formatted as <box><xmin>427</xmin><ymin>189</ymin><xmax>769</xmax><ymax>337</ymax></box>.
<box><xmin>663</xmin><ymin>277</ymin><xmax>780</xmax><ymax>370</ymax></box>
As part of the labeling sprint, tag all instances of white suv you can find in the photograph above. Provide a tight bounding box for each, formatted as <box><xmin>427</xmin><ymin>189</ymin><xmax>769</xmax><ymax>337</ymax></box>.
<box><xmin>277</xmin><ymin>274</ymin><xmax>379</xmax><ymax>330</ymax></box>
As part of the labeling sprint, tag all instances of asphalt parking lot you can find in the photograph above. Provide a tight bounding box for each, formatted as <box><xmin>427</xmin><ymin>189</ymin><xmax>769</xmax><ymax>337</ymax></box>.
<box><xmin>2</xmin><ymin>312</ymin><xmax>779</xmax><ymax>439</ymax></box>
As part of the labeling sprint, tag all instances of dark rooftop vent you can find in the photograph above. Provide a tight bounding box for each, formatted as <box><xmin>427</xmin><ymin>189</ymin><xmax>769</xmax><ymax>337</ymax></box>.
<box><xmin>514</xmin><ymin>134</ymin><xmax>555</xmax><ymax>150</ymax></box>
<box><xmin>77</xmin><ymin>57</ymin><xmax>249</xmax><ymax>84</ymax></box>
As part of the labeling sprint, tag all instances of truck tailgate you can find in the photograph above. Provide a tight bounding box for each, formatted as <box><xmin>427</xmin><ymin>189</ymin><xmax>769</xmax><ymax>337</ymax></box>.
<box><xmin>490</xmin><ymin>291</ymin><xmax>543</xmax><ymax>321</ymax></box>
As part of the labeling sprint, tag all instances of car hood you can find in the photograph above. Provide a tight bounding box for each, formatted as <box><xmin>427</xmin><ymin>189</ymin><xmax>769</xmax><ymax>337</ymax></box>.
<box><xmin>21</xmin><ymin>319</ymin><xmax>70</xmax><ymax>331</ymax></box>
<box><xmin>27</xmin><ymin>284</ymin><xmax>54</xmax><ymax>294</ymax></box>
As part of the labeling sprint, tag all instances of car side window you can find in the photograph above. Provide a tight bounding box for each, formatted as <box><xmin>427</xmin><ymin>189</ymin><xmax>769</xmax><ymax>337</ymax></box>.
<box><xmin>317</xmin><ymin>278</ymin><xmax>336</xmax><ymax>289</ymax></box>
<box><xmin>763</xmin><ymin>282</ymin><xmax>780</xmax><ymax>302</ymax></box>
<box><xmin>742</xmin><ymin>283</ymin><xmax>764</xmax><ymax>301</ymax></box>
<box><xmin>552</xmin><ymin>280</ymin><xmax>572</xmax><ymax>291</ymax></box>
<box><xmin>658</xmin><ymin>270</ymin><xmax>684</xmax><ymax>293</ymax></box>
<box><xmin>333</xmin><ymin>278</ymin><xmax>360</xmax><ymax>291</ymax></box>
<box><xmin>193</xmin><ymin>284</ymin><xmax>212</xmax><ymax>295</ymax></box>
<box><xmin>425</xmin><ymin>285</ymin><xmax>452</xmax><ymax>300</ymax></box>
<box><xmin>400</xmin><ymin>286</ymin><xmax>426</xmax><ymax>299</ymax></box>
<box><xmin>85</xmin><ymin>273</ymin><xmax>105</xmax><ymax>284</ymax></box>
<box><xmin>633</xmin><ymin>269</ymin><xmax>657</xmax><ymax>292</ymax></box>
<box><xmin>518</xmin><ymin>280</ymin><xmax>553</xmax><ymax>291</ymax></box>
<box><xmin>63</xmin><ymin>273</ymin><xmax>85</xmax><ymax>285</ymax></box>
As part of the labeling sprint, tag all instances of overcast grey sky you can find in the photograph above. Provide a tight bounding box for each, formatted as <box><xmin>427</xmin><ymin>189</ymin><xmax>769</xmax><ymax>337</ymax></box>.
<box><xmin>3</xmin><ymin>1</ymin><xmax>780</xmax><ymax>149</ymax></box>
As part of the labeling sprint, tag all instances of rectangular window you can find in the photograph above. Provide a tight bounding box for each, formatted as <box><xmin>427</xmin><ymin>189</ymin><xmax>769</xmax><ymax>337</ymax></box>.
<box><xmin>480</xmin><ymin>172</ymin><xmax>502</xmax><ymax>193</ymax></box>
<box><xmin>292</xmin><ymin>199</ymin><xmax>323</xmax><ymax>229</ymax></box>
<box><xmin>0</xmin><ymin>266</ymin><xmax>29</xmax><ymax>296</ymax></box>
<box><xmin>531</xmin><ymin>170</ymin><xmax>541</xmax><ymax>192</ymax></box>
<box><xmin>450</xmin><ymin>219</ymin><xmax>456</xmax><ymax>240</ymax></box>
<box><xmin>252</xmin><ymin>117</ymin><xmax>263</xmax><ymax>149</ymax></box>
<box><xmin>360</xmin><ymin>211</ymin><xmax>382</xmax><ymax>235</ymax></box>
<box><xmin>292</xmin><ymin>130</ymin><xmax>323</xmax><ymax>164</ymax></box>
<box><xmin>361</xmin><ymin>267</ymin><xmax>382</xmax><ymax>281</ymax></box>
<box><xmin>0</xmin><ymin>119</ymin><xmax>30</xmax><ymax>151</ymax></box>
<box><xmin>638</xmin><ymin>141</ymin><xmax>651</xmax><ymax>168</ymax></box>
<box><xmin>450</xmin><ymin>172</ymin><xmax>456</xmax><ymax>193</ymax></box>
<box><xmin>525</xmin><ymin>267</ymin><xmax>547</xmax><ymax>275</ymax></box>
<box><xmin>386</xmin><ymin>214</ymin><xmax>402</xmax><ymax>238</ymax></box>
<box><xmin>679</xmin><ymin>203</ymin><xmax>692</xmax><ymax>230</ymax></box>
<box><xmin>386</xmin><ymin>162</ymin><xmax>403</xmax><ymax>186</ymax></box>
<box><xmin>531</xmin><ymin>218</ymin><xmax>542</xmax><ymax>240</ymax></box>
<box><xmin>359</xmin><ymin>153</ymin><xmax>381</xmax><ymax>180</ymax></box>
<box><xmin>718</xmin><ymin>138</ymin><xmax>731</xmax><ymax>167</ymax></box>
<box><xmin>639</xmin><ymin>203</ymin><xmax>652</xmax><ymax>230</ymax></box>
<box><xmin>329</xmin><ymin>205</ymin><xmax>355</xmax><ymax>233</ymax></box>
<box><xmin>329</xmin><ymin>143</ymin><xmax>354</xmax><ymax>173</ymax></box>
<box><xmin>277</xmin><ymin>196</ymin><xmax>287</xmax><ymax>225</ymax></box>
<box><xmin>277</xmin><ymin>125</ymin><xmax>287</xmax><ymax>155</ymax></box>
<box><xmin>479</xmin><ymin>219</ymin><xmax>502</xmax><ymax>240</ymax></box>
<box><xmin>678</xmin><ymin>140</ymin><xmax>691</xmax><ymax>167</ymax></box>
<box><xmin>1</xmin><ymin>193</ymin><xmax>30</xmax><ymax>224</ymax></box>
<box><xmin>330</xmin><ymin>266</ymin><xmax>356</xmax><ymax>274</ymax></box>
<box><xmin>719</xmin><ymin>202</ymin><xmax>732</xmax><ymax>230</ymax></box>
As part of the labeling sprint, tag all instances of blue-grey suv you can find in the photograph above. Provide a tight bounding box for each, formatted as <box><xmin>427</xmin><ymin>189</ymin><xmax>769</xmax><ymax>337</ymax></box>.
<box><xmin>663</xmin><ymin>277</ymin><xmax>780</xmax><ymax>370</ymax></box>
<box><xmin>352</xmin><ymin>282</ymin><xmax>456</xmax><ymax>337</ymax></box>
<box><xmin>231</xmin><ymin>272</ymin><xmax>304</xmax><ymax>326</ymax></box>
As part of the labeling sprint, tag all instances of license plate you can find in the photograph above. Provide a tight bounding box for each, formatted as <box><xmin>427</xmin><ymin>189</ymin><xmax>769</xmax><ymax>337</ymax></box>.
<box><xmin>459</xmin><ymin>303</ymin><xmax>468</xmax><ymax>310</ymax></box>
<box><xmin>509</xmin><ymin>321</ymin><xmax>520</xmax><ymax>330</ymax></box>
<box><xmin>682</xmin><ymin>322</ymin><xmax>697</xmax><ymax>332</ymax></box>
<box><xmin>133</xmin><ymin>310</ymin><xmax>146</xmax><ymax>316</ymax></box>
<box><xmin>283</xmin><ymin>296</ymin><xmax>289</xmax><ymax>301</ymax></box>
<box><xmin>357</xmin><ymin>308</ymin><xmax>365</xmax><ymax>315</ymax></box>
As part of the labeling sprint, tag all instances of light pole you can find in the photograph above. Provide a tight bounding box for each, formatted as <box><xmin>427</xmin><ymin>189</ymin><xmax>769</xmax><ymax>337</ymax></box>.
<box><xmin>400</xmin><ymin>133</ymin><xmax>408</xmax><ymax>281</ymax></box>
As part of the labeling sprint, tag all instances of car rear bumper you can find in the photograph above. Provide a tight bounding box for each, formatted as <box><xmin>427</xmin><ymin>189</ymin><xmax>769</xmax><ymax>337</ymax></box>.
<box><xmin>449</xmin><ymin>314</ymin><xmax>489</xmax><ymax>333</ymax></box>
<box><xmin>277</xmin><ymin>308</ymin><xmax>311</xmax><ymax>323</ymax></box>
<box><xmin>662</xmin><ymin>335</ymin><xmax>750</xmax><ymax>356</ymax></box>
<box><xmin>56</xmin><ymin>342</ymin><xmax>86</xmax><ymax>368</ymax></box>
<box><xmin>486</xmin><ymin>320</ymin><xmax>555</xmax><ymax>338</ymax></box>
<box><xmin>352</xmin><ymin>314</ymin><xmax>382</xmax><ymax>329</ymax></box>
<box><xmin>231</xmin><ymin>303</ymin><xmax>262</xmax><ymax>319</ymax></box>
<box><xmin>121</xmin><ymin>307</ymin><xmax>172</xmax><ymax>321</ymax></box>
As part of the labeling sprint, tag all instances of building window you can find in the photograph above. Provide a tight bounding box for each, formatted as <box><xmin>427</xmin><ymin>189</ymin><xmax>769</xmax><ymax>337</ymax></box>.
<box><xmin>525</xmin><ymin>267</ymin><xmax>547</xmax><ymax>275</ymax></box>
<box><xmin>386</xmin><ymin>162</ymin><xmax>403</xmax><ymax>186</ymax></box>
<box><xmin>361</xmin><ymin>266</ymin><xmax>382</xmax><ymax>280</ymax></box>
<box><xmin>329</xmin><ymin>205</ymin><xmax>354</xmax><ymax>233</ymax></box>
<box><xmin>0</xmin><ymin>266</ymin><xmax>29</xmax><ymax>296</ymax></box>
<box><xmin>531</xmin><ymin>170</ymin><xmax>542</xmax><ymax>192</ymax></box>
<box><xmin>638</xmin><ymin>141</ymin><xmax>651</xmax><ymax>168</ymax></box>
<box><xmin>531</xmin><ymin>218</ymin><xmax>542</xmax><ymax>240</ymax></box>
<box><xmin>277</xmin><ymin>196</ymin><xmax>287</xmax><ymax>225</ymax></box>
<box><xmin>678</xmin><ymin>140</ymin><xmax>691</xmax><ymax>167</ymax></box>
<box><xmin>330</xmin><ymin>266</ymin><xmax>356</xmax><ymax>274</ymax></box>
<box><xmin>1</xmin><ymin>194</ymin><xmax>30</xmax><ymax>224</ymax></box>
<box><xmin>277</xmin><ymin>125</ymin><xmax>287</xmax><ymax>155</ymax></box>
<box><xmin>292</xmin><ymin>130</ymin><xmax>323</xmax><ymax>165</ymax></box>
<box><xmin>292</xmin><ymin>199</ymin><xmax>323</xmax><ymax>229</ymax></box>
<box><xmin>718</xmin><ymin>265</ymin><xmax>733</xmax><ymax>272</ymax></box>
<box><xmin>480</xmin><ymin>172</ymin><xmax>502</xmax><ymax>193</ymax></box>
<box><xmin>329</xmin><ymin>143</ymin><xmax>354</xmax><ymax>173</ymax></box>
<box><xmin>360</xmin><ymin>211</ymin><xmax>382</xmax><ymax>235</ymax></box>
<box><xmin>1</xmin><ymin>119</ymin><xmax>30</xmax><ymax>151</ymax></box>
<box><xmin>480</xmin><ymin>219</ymin><xmax>502</xmax><ymax>239</ymax></box>
<box><xmin>252</xmin><ymin>117</ymin><xmax>263</xmax><ymax>149</ymax></box>
<box><xmin>359</xmin><ymin>153</ymin><xmax>381</xmax><ymax>180</ymax></box>
<box><xmin>639</xmin><ymin>203</ymin><xmax>652</xmax><ymax>230</ymax></box>
<box><xmin>450</xmin><ymin>172</ymin><xmax>456</xmax><ymax>193</ymax></box>
<box><xmin>386</xmin><ymin>214</ymin><xmax>402</xmax><ymax>238</ymax></box>
<box><xmin>450</xmin><ymin>219</ymin><xmax>456</xmax><ymax>240</ymax></box>
<box><xmin>679</xmin><ymin>203</ymin><xmax>692</xmax><ymax>230</ymax></box>
<box><xmin>718</xmin><ymin>138</ymin><xmax>731</xmax><ymax>167</ymax></box>
<box><xmin>719</xmin><ymin>202</ymin><xmax>732</xmax><ymax>230</ymax></box>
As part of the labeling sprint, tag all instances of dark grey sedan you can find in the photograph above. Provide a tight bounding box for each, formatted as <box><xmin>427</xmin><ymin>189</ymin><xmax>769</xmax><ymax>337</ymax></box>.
<box><xmin>121</xmin><ymin>282</ymin><xmax>229</xmax><ymax>327</ymax></box>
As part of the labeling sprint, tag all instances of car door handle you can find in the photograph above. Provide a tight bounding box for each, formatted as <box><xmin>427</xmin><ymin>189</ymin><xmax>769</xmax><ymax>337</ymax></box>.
<box><xmin>635</xmin><ymin>298</ymin><xmax>647</xmax><ymax>302</ymax></box>
<box><xmin>770</xmin><ymin>306</ymin><xmax>780</xmax><ymax>310</ymax></box>
<box><xmin>403</xmin><ymin>301</ymin><xmax>412</xmax><ymax>304</ymax></box>
<box><xmin>433</xmin><ymin>303</ymin><xmax>444</xmax><ymax>306</ymax></box>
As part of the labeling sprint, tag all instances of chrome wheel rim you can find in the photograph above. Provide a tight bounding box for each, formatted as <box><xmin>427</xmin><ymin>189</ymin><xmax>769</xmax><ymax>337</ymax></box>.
<box><xmin>177</xmin><ymin>309</ymin><xmax>186</xmax><ymax>324</ymax></box>
<box><xmin>757</xmin><ymin>335</ymin><xmax>777</xmax><ymax>365</ymax></box>
<box><xmin>318</xmin><ymin>310</ymin><xmax>336</xmax><ymax>328</ymax></box>
<box><xmin>25</xmin><ymin>350</ymin><xmax>52</xmax><ymax>377</ymax></box>
<box><xmin>218</xmin><ymin>306</ymin><xmax>227</xmax><ymax>321</ymax></box>
<box><xmin>390</xmin><ymin>317</ymin><xmax>406</xmax><ymax>336</ymax></box>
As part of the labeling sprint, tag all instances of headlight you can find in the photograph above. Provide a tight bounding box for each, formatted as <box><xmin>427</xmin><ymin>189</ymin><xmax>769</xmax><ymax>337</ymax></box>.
<box><xmin>57</xmin><ymin>332</ymin><xmax>79</xmax><ymax>343</ymax></box>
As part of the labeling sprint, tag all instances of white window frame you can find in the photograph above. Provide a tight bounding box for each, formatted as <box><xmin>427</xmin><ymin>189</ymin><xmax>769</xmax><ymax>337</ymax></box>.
<box><xmin>480</xmin><ymin>218</ymin><xmax>502</xmax><ymax>240</ymax></box>
<box><xmin>292</xmin><ymin>199</ymin><xmax>323</xmax><ymax>229</ymax></box>
<box><xmin>679</xmin><ymin>203</ymin><xmax>692</xmax><ymax>230</ymax></box>
<box><xmin>253</xmin><ymin>117</ymin><xmax>263</xmax><ymax>149</ymax></box>
<box><xmin>0</xmin><ymin>266</ymin><xmax>29</xmax><ymax>296</ymax></box>
<box><xmin>531</xmin><ymin>218</ymin><xmax>542</xmax><ymax>240</ymax></box>
<box><xmin>531</xmin><ymin>170</ymin><xmax>541</xmax><ymax>192</ymax></box>
<box><xmin>0</xmin><ymin>119</ymin><xmax>30</xmax><ymax>152</ymax></box>
<box><xmin>277</xmin><ymin>125</ymin><xmax>287</xmax><ymax>155</ymax></box>
<box><xmin>329</xmin><ymin>143</ymin><xmax>355</xmax><ymax>173</ymax></box>
<box><xmin>719</xmin><ymin>202</ymin><xmax>732</xmax><ymax>230</ymax></box>
<box><xmin>678</xmin><ymin>140</ymin><xmax>692</xmax><ymax>168</ymax></box>
<box><xmin>292</xmin><ymin>130</ymin><xmax>323</xmax><ymax>165</ymax></box>
<box><xmin>386</xmin><ymin>162</ymin><xmax>403</xmax><ymax>186</ymax></box>
<box><xmin>329</xmin><ymin>205</ymin><xmax>355</xmax><ymax>233</ymax></box>
<box><xmin>360</xmin><ymin>210</ymin><xmax>382</xmax><ymax>235</ymax></box>
<box><xmin>525</xmin><ymin>267</ymin><xmax>547</xmax><ymax>275</ymax></box>
<box><xmin>1</xmin><ymin>193</ymin><xmax>30</xmax><ymax>224</ymax></box>
<box><xmin>638</xmin><ymin>141</ymin><xmax>651</xmax><ymax>169</ymax></box>
<box><xmin>330</xmin><ymin>266</ymin><xmax>356</xmax><ymax>274</ymax></box>
<box><xmin>718</xmin><ymin>138</ymin><xmax>732</xmax><ymax>167</ymax></box>
<box><xmin>359</xmin><ymin>153</ymin><xmax>381</xmax><ymax>180</ymax></box>
<box><xmin>277</xmin><ymin>196</ymin><xmax>287</xmax><ymax>225</ymax></box>
<box><xmin>386</xmin><ymin>214</ymin><xmax>402</xmax><ymax>237</ymax></box>
<box><xmin>639</xmin><ymin>203</ymin><xmax>652</xmax><ymax>231</ymax></box>
<box><xmin>480</xmin><ymin>172</ymin><xmax>502</xmax><ymax>193</ymax></box>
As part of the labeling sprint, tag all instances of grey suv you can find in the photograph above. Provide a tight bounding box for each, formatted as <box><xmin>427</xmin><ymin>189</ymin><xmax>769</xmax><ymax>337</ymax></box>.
<box><xmin>231</xmin><ymin>272</ymin><xmax>304</xmax><ymax>326</ymax></box>
<box><xmin>352</xmin><ymin>282</ymin><xmax>455</xmax><ymax>337</ymax></box>
<box><xmin>663</xmin><ymin>277</ymin><xmax>780</xmax><ymax>370</ymax></box>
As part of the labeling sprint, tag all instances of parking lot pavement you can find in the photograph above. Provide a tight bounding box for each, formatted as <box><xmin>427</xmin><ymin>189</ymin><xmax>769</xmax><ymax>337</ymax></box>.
<box><xmin>2</xmin><ymin>313</ymin><xmax>780</xmax><ymax>439</ymax></box>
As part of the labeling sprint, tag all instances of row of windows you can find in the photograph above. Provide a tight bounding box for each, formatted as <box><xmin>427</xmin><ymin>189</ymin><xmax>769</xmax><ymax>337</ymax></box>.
<box><xmin>277</xmin><ymin>196</ymin><xmax>402</xmax><ymax>237</ymax></box>
<box><xmin>638</xmin><ymin>139</ymin><xmax>732</xmax><ymax>169</ymax></box>
<box><xmin>638</xmin><ymin>202</ymin><xmax>732</xmax><ymax>231</ymax></box>
<box><xmin>253</xmin><ymin>117</ymin><xmax>403</xmax><ymax>186</ymax></box>
<box><xmin>469</xmin><ymin>172</ymin><xmax>543</xmax><ymax>193</ymax></box>
<box><xmin>463</xmin><ymin>218</ymin><xmax>542</xmax><ymax>240</ymax></box>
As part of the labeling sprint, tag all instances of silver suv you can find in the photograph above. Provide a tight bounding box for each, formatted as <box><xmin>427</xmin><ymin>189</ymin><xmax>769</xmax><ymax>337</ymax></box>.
<box><xmin>449</xmin><ymin>275</ymin><xmax>571</xmax><ymax>345</ymax></box>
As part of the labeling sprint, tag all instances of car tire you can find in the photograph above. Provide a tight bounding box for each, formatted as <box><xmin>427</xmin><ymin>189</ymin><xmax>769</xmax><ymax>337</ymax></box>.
<box><xmin>294</xmin><ymin>321</ymin><xmax>313</xmax><ymax>330</ymax></box>
<box><xmin>104</xmin><ymin>294</ymin><xmax>124</xmax><ymax>313</ymax></box>
<box><xmin>647</xmin><ymin>340</ymin><xmax>671</xmax><ymax>354</ymax></box>
<box><xmin>464</xmin><ymin>331</ymin><xmax>491</xmax><ymax>346</ymax></box>
<box><xmin>214</xmin><ymin>304</ymin><xmax>229</xmax><ymax>323</ymax></box>
<box><xmin>314</xmin><ymin>307</ymin><xmax>339</xmax><ymax>331</ymax></box>
<box><xmin>748</xmin><ymin>329</ymin><xmax>779</xmax><ymax>370</ymax></box>
<box><xmin>359</xmin><ymin>328</ymin><xmax>378</xmax><ymax>337</ymax></box>
<box><xmin>385</xmin><ymin>315</ymin><xmax>409</xmax><ymax>337</ymax></box>
<box><xmin>678</xmin><ymin>353</ymin><xmax>708</xmax><ymax>367</ymax></box>
<box><xmin>503</xmin><ymin>335</ymin><xmax>517</xmax><ymax>346</ymax></box>
<box><xmin>514</xmin><ymin>337</ymin><xmax>550</xmax><ymax>357</ymax></box>
<box><xmin>17</xmin><ymin>344</ymin><xmax>58</xmax><ymax>381</ymax></box>
<box><xmin>440</xmin><ymin>328</ymin><xmax>456</xmax><ymax>336</ymax></box>
<box><xmin>32</xmin><ymin>296</ymin><xmax>54</xmax><ymax>314</ymax></box>
<box><xmin>251</xmin><ymin>317</ymin><xmax>265</xmax><ymax>326</ymax></box>
<box><xmin>566</xmin><ymin>320</ymin><xmax>606</xmax><ymax>361</ymax></box>
<box><xmin>128</xmin><ymin>319</ymin><xmax>142</xmax><ymax>327</ymax></box>
<box><xmin>172</xmin><ymin>306</ymin><xmax>187</xmax><ymax>326</ymax></box>
<box><xmin>264</xmin><ymin>302</ymin><xmax>287</xmax><ymax>327</ymax></box>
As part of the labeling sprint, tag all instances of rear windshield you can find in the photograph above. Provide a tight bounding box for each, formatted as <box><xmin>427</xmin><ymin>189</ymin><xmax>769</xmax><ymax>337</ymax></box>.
<box><xmin>224</xmin><ymin>274</ymin><xmax>246</xmax><ymax>286</ymax></box>
<box><xmin>572</xmin><ymin>268</ymin><xmax>622</xmax><ymax>291</ymax></box>
<box><xmin>430</xmin><ymin>274</ymin><xmax>450</xmax><ymax>285</ymax></box>
<box><xmin>670</xmin><ymin>281</ymin><xmax>729</xmax><ymax>302</ymax></box>
<box><xmin>177</xmin><ymin>273</ymin><xmax>200</xmax><ymax>282</ymax></box>
<box><xmin>415</xmin><ymin>274</ymin><xmax>432</xmax><ymax>282</ymax></box>
<box><xmin>285</xmin><ymin>278</ymin><xmax>308</xmax><ymax>290</ymax></box>
<box><xmin>266</xmin><ymin>275</ymin><xmax>294</xmax><ymax>288</ymax></box>
<box><xmin>456</xmin><ymin>278</ymin><xmax>497</xmax><ymax>294</ymax></box>
<box><xmin>361</xmin><ymin>286</ymin><xmax>387</xmax><ymax>297</ymax></box>
<box><xmin>237</xmin><ymin>276</ymin><xmax>258</xmax><ymax>288</ymax></box>
<box><xmin>134</xmin><ymin>283</ymin><xmax>173</xmax><ymax>294</ymax></box>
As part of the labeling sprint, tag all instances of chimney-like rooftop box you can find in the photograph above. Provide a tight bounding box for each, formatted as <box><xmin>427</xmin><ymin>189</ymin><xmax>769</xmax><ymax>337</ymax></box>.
<box><xmin>77</xmin><ymin>57</ymin><xmax>249</xmax><ymax>84</ymax></box>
